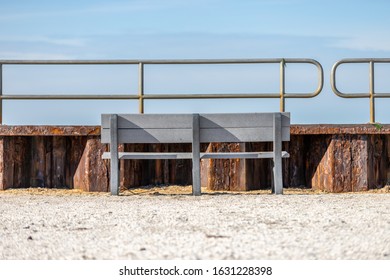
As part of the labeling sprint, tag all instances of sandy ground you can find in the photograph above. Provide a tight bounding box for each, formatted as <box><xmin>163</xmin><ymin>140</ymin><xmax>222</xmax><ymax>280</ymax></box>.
<box><xmin>0</xmin><ymin>187</ymin><xmax>389</xmax><ymax>260</ymax></box>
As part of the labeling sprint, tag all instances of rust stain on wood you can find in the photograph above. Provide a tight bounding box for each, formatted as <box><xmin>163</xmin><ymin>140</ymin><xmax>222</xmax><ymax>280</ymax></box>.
<box><xmin>291</xmin><ymin>124</ymin><xmax>390</xmax><ymax>135</ymax></box>
<box><xmin>0</xmin><ymin>126</ymin><xmax>101</xmax><ymax>136</ymax></box>
<box><xmin>0</xmin><ymin>125</ymin><xmax>389</xmax><ymax>193</ymax></box>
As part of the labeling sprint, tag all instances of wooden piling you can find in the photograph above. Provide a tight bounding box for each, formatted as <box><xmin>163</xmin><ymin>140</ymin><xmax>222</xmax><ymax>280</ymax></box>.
<box><xmin>0</xmin><ymin>124</ymin><xmax>389</xmax><ymax>192</ymax></box>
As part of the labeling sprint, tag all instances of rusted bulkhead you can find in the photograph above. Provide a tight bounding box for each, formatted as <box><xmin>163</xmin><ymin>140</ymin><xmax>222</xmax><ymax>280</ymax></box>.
<box><xmin>0</xmin><ymin>124</ymin><xmax>389</xmax><ymax>192</ymax></box>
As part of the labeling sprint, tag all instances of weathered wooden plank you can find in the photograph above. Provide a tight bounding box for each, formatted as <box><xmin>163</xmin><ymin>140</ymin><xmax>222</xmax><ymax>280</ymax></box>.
<box><xmin>31</xmin><ymin>136</ymin><xmax>46</xmax><ymax>187</ymax></box>
<box><xmin>368</xmin><ymin>135</ymin><xmax>387</xmax><ymax>189</ymax></box>
<box><xmin>350</xmin><ymin>135</ymin><xmax>368</xmax><ymax>191</ymax></box>
<box><xmin>163</xmin><ymin>144</ymin><xmax>170</xmax><ymax>184</ymax></box>
<box><xmin>68</xmin><ymin>137</ymin><xmax>87</xmax><ymax>189</ymax></box>
<box><xmin>88</xmin><ymin>137</ymin><xmax>109</xmax><ymax>192</ymax></box>
<box><xmin>0</xmin><ymin>137</ymin><xmax>14</xmax><ymax>189</ymax></box>
<box><xmin>281</xmin><ymin>136</ymin><xmax>305</xmax><ymax>188</ymax></box>
<box><xmin>168</xmin><ymin>143</ymin><xmax>192</xmax><ymax>185</ymax></box>
<box><xmin>52</xmin><ymin>137</ymin><xmax>67</xmax><ymax>188</ymax></box>
<box><xmin>12</xmin><ymin>137</ymin><xmax>30</xmax><ymax>188</ymax></box>
<box><xmin>45</xmin><ymin>138</ymin><xmax>52</xmax><ymax>188</ymax></box>
<box><xmin>1</xmin><ymin>137</ymin><xmax>13</xmax><ymax>189</ymax></box>
<box><xmin>0</xmin><ymin>137</ymin><xmax>31</xmax><ymax>189</ymax></box>
<box><xmin>121</xmin><ymin>144</ymin><xmax>147</xmax><ymax>188</ymax></box>
<box><xmin>153</xmin><ymin>144</ymin><xmax>162</xmax><ymax>185</ymax></box>
<box><xmin>309</xmin><ymin>135</ymin><xmax>374</xmax><ymax>192</ymax></box>
<box><xmin>2</xmin><ymin>126</ymin><xmax>389</xmax><ymax>194</ymax></box>
<box><xmin>244</xmin><ymin>142</ymin><xmax>272</xmax><ymax>190</ymax></box>
<box><xmin>73</xmin><ymin>136</ymin><xmax>109</xmax><ymax>192</ymax></box>
<box><xmin>306</xmin><ymin>135</ymin><xmax>333</xmax><ymax>191</ymax></box>
<box><xmin>333</xmin><ymin>135</ymin><xmax>353</xmax><ymax>192</ymax></box>
<box><xmin>207</xmin><ymin>143</ymin><xmax>245</xmax><ymax>191</ymax></box>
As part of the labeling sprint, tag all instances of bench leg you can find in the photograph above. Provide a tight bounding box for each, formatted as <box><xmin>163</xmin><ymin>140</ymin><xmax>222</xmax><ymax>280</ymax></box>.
<box><xmin>192</xmin><ymin>114</ymin><xmax>201</xmax><ymax>196</ymax></box>
<box><xmin>192</xmin><ymin>157</ymin><xmax>201</xmax><ymax>196</ymax></box>
<box><xmin>110</xmin><ymin>114</ymin><xmax>120</xmax><ymax>195</ymax></box>
<box><xmin>272</xmin><ymin>113</ymin><xmax>283</xmax><ymax>194</ymax></box>
<box><xmin>272</xmin><ymin>156</ymin><xmax>283</xmax><ymax>194</ymax></box>
<box><xmin>110</xmin><ymin>159</ymin><xmax>119</xmax><ymax>195</ymax></box>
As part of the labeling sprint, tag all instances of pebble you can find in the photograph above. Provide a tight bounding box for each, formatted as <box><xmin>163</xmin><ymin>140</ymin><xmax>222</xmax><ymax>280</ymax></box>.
<box><xmin>0</xmin><ymin>193</ymin><xmax>389</xmax><ymax>260</ymax></box>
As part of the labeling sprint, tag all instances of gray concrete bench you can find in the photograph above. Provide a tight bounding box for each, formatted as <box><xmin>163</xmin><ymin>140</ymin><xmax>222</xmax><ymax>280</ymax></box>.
<box><xmin>101</xmin><ymin>113</ymin><xmax>290</xmax><ymax>195</ymax></box>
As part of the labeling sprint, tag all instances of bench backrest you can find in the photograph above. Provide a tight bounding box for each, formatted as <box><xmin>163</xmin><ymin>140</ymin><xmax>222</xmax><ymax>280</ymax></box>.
<box><xmin>101</xmin><ymin>113</ymin><xmax>290</xmax><ymax>144</ymax></box>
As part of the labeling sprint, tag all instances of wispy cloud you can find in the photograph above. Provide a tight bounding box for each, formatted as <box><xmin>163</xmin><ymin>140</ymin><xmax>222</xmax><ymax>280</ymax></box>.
<box><xmin>0</xmin><ymin>0</ymin><xmax>183</xmax><ymax>21</ymax></box>
<box><xmin>0</xmin><ymin>52</ymin><xmax>75</xmax><ymax>60</ymax></box>
<box><xmin>0</xmin><ymin>36</ymin><xmax>86</xmax><ymax>47</ymax></box>
<box><xmin>330</xmin><ymin>36</ymin><xmax>390</xmax><ymax>52</ymax></box>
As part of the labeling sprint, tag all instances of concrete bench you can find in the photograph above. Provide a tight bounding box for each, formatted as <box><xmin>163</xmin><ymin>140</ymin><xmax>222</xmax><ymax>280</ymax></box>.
<box><xmin>101</xmin><ymin>113</ymin><xmax>290</xmax><ymax>195</ymax></box>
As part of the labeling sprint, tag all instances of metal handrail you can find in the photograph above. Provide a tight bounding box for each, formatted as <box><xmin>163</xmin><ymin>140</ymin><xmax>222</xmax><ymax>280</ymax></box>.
<box><xmin>0</xmin><ymin>58</ymin><xmax>324</xmax><ymax>124</ymax></box>
<box><xmin>331</xmin><ymin>58</ymin><xmax>390</xmax><ymax>123</ymax></box>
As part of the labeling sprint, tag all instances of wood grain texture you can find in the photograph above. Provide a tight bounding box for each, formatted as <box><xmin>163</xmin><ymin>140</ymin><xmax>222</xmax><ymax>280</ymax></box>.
<box><xmin>1</xmin><ymin>124</ymin><xmax>388</xmax><ymax>193</ymax></box>
<box><xmin>73</xmin><ymin>136</ymin><xmax>109</xmax><ymax>192</ymax></box>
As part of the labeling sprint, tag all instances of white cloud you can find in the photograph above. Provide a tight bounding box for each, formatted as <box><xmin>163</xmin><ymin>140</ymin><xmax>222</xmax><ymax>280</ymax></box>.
<box><xmin>0</xmin><ymin>0</ymin><xmax>183</xmax><ymax>21</ymax></box>
<box><xmin>0</xmin><ymin>36</ymin><xmax>86</xmax><ymax>47</ymax></box>
<box><xmin>331</xmin><ymin>36</ymin><xmax>390</xmax><ymax>52</ymax></box>
<box><xmin>0</xmin><ymin>52</ymin><xmax>75</xmax><ymax>60</ymax></box>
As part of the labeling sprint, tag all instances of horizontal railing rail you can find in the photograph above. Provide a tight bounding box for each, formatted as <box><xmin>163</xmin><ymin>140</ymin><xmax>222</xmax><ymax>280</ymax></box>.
<box><xmin>0</xmin><ymin>59</ymin><xmax>324</xmax><ymax>124</ymax></box>
<box><xmin>331</xmin><ymin>58</ymin><xmax>390</xmax><ymax>123</ymax></box>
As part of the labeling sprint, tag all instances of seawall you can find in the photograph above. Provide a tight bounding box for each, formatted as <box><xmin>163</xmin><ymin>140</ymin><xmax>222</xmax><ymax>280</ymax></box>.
<box><xmin>0</xmin><ymin>124</ymin><xmax>389</xmax><ymax>192</ymax></box>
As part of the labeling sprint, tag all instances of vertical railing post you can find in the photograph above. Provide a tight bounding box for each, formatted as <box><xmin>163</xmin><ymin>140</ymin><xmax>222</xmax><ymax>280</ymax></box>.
<box><xmin>279</xmin><ymin>59</ymin><xmax>285</xmax><ymax>112</ymax></box>
<box><xmin>369</xmin><ymin>61</ymin><xmax>375</xmax><ymax>123</ymax></box>
<box><xmin>138</xmin><ymin>62</ymin><xmax>144</xmax><ymax>114</ymax></box>
<box><xmin>0</xmin><ymin>64</ymin><xmax>3</xmax><ymax>124</ymax></box>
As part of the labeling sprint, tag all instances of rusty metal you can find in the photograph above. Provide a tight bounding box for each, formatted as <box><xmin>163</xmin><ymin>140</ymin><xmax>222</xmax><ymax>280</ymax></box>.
<box><xmin>0</xmin><ymin>125</ymin><xmax>389</xmax><ymax>192</ymax></box>
<box><xmin>0</xmin><ymin>58</ymin><xmax>324</xmax><ymax>123</ymax></box>
<box><xmin>369</xmin><ymin>61</ymin><xmax>375</xmax><ymax>123</ymax></box>
<box><xmin>0</xmin><ymin>64</ymin><xmax>2</xmax><ymax>124</ymax></box>
<box><xmin>331</xmin><ymin>58</ymin><xmax>390</xmax><ymax>123</ymax></box>
<box><xmin>279</xmin><ymin>60</ymin><xmax>286</xmax><ymax>112</ymax></box>
<box><xmin>138</xmin><ymin>62</ymin><xmax>144</xmax><ymax>114</ymax></box>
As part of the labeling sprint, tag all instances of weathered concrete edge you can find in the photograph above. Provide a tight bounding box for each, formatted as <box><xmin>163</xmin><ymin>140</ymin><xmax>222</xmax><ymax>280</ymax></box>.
<box><xmin>1</xmin><ymin>124</ymin><xmax>390</xmax><ymax>136</ymax></box>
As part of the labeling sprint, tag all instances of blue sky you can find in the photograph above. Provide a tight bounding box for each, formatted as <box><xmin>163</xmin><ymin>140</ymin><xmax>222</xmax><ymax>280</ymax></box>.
<box><xmin>0</xmin><ymin>0</ymin><xmax>390</xmax><ymax>124</ymax></box>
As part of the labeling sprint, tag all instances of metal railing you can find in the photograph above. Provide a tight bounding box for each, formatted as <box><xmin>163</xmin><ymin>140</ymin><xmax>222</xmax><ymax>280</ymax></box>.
<box><xmin>0</xmin><ymin>59</ymin><xmax>324</xmax><ymax>124</ymax></box>
<box><xmin>331</xmin><ymin>58</ymin><xmax>390</xmax><ymax>123</ymax></box>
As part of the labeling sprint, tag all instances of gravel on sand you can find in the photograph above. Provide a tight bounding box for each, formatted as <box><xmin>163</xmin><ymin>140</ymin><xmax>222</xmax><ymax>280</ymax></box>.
<box><xmin>0</xmin><ymin>189</ymin><xmax>389</xmax><ymax>260</ymax></box>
